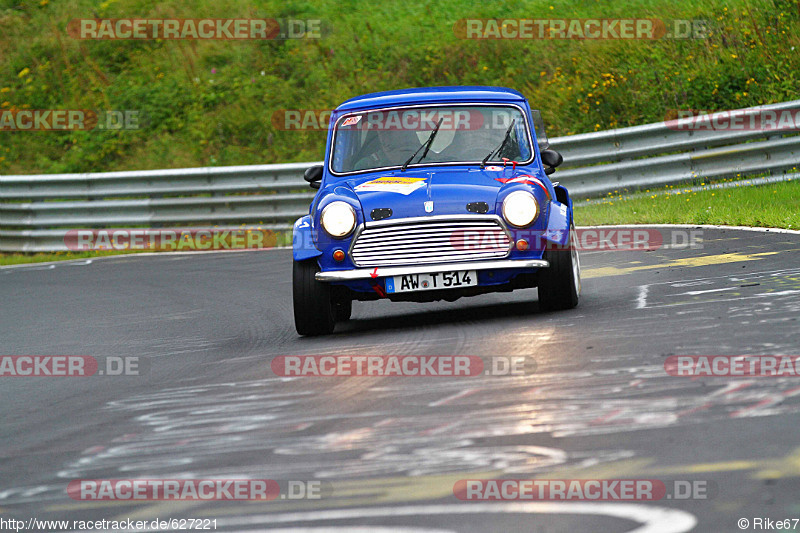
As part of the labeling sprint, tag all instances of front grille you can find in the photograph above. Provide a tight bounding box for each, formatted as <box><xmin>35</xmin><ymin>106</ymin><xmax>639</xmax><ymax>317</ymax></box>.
<box><xmin>350</xmin><ymin>216</ymin><xmax>512</xmax><ymax>267</ymax></box>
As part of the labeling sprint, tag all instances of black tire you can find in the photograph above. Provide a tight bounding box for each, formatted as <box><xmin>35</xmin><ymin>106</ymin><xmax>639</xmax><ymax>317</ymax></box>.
<box><xmin>293</xmin><ymin>259</ymin><xmax>336</xmax><ymax>336</ymax></box>
<box><xmin>538</xmin><ymin>223</ymin><xmax>581</xmax><ymax>311</ymax></box>
<box><xmin>334</xmin><ymin>297</ymin><xmax>352</xmax><ymax>322</ymax></box>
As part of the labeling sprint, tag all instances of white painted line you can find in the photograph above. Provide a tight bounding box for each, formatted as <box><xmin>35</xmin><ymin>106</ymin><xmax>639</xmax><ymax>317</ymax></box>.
<box><xmin>0</xmin><ymin>246</ymin><xmax>290</xmax><ymax>270</ymax></box>
<box><xmin>578</xmin><ymin>223</ymin><xmax>800</xmax><ymax>235</ymax></box>
<box><xmin>10</xmin><ymin>264</ymin><xmax>57</xmax><ymax>271</ymax></box>
<box><xmin>429</xmin><ymin>388</ymin><xmax>478</xmax><ymax>407</ymax></box>
<box><xmin>757</xmin><ymin>289</ymin><xmax>800</xmax><ymax>297</ymax></box>
<box><xmin>635</xmin><ymin>267</ymin><xmax>800</xmax><ymax>288</ymax></box>
<box><xmin>649</xmin><ymin>288</ymin><xmax>800</xmax><ymax>309</ymax></box>
<box><xmin>206</xmin><ymin>503</ymin><xmax>697</xmax><ymax>533</ymax></box>
<box><xmin>232</xmin><ymin>526</ymin><xmax>456</xmax><ymax>533</ymax></box>
<box><xmin>676</xmin><ymin>287</ymin><xmax>739</xmax><ymax>296</ymax></box>
<box><xmin>636</xmin><ymin>285</ymin><xmax>649</xmax><ymax>309</ymax></box>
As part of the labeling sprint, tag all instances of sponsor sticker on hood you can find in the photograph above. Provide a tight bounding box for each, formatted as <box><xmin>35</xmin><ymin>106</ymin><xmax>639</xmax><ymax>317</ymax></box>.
<box><xmin>354</xmin><ymin>176</ymin><xmax>428</xmax><ymax>195</ymax></box>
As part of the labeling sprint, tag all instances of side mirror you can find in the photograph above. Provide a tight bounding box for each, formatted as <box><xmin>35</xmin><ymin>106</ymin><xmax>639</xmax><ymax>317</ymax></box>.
<box><xmin>540</xmin><ymin>149</ymin><xmax>563</xmax><ymax>170</ymax></box>
<box><xmin>304</xmin><ymin>165</ymin><xmax>323</xmax><ymax>190</ymax></box>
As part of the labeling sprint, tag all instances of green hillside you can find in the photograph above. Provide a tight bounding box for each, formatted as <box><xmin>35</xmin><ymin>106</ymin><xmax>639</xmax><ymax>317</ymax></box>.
<box><xmin>1</xmin><ymin>0</ymin><xmax>798</xmax><ymax>174</ymax></box>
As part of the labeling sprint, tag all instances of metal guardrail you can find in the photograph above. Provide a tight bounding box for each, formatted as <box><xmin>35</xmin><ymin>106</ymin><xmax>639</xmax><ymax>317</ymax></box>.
<box><xmin>2</xmin><ymin>100</ymin><xmax>799</xmax><ymax>252</ymax></box>
<box><xmin>551</xmin><ymin>100</ymin><xmax>800</xmax><ymax>168</ymax></box>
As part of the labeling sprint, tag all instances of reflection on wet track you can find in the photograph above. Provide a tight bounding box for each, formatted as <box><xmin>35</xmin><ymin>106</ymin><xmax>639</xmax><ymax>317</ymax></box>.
<box><xmin>1</xmin><ymin>226</ymin><xmax>799</xmax><ymax>532</ymax></box>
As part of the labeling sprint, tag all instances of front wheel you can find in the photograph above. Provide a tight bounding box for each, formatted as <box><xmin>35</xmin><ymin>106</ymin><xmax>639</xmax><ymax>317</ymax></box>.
<box><xmin>537</xmin><ymin>223</ymin><xmax>581</xmax><ymax>311</ymax></box>
<box><xmin>293</xmin><ymin>259</ymin><xmax>336</xmax><ymax>336</ymax></box>
<box><xmin>334</xmin><ymin>297</ymin><xmax>352</xmax><ymax>322</ymax></box>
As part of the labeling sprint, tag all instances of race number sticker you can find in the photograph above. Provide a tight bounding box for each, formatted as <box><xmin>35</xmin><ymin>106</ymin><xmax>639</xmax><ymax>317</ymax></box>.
<box><xmin>354</xmin><ymin>177</ymin><xmax>427</xmax><ymax>195</ymax></box>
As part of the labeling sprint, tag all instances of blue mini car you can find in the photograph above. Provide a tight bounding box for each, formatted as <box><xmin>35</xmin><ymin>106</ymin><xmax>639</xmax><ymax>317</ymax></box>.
<box><xmin>293</xmin><ymin>86</ymin><xmax>580</xmax><ymax>335</ymax></box>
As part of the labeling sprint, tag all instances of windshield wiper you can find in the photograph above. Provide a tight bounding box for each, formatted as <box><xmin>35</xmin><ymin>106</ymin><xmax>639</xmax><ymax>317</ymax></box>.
<box><xmin>401</xmin><ymin>117</ymin><xmax>444</xmax><ymax>171</ymax></box>
<box><xmin>481</xmin><ymin>118</ymin><xmax>516</xmax><ymax>169</ymax></box>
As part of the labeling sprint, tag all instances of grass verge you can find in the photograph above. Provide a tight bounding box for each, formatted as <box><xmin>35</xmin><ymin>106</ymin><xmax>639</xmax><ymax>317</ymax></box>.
<box><xmin>0</xmin><ymin>249</ymin><xmax>146</xmax><ymax>266</ymax></box>
<box><xmin>575</xmin><ymin>178</ymin><xmax>800</xmax><ymax>229</ymax></box>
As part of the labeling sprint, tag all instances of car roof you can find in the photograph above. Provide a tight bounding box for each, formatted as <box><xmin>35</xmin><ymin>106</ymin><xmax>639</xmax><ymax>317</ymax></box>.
<box><xmin>335</xmin><ymin>86</ymin><xmax>527</xmax><ymax>112</ymax></box>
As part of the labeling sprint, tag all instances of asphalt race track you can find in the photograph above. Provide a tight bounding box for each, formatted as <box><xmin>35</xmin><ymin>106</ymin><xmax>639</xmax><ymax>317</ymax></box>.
<box><xmin>2</xmin><ymin>225</ymin><xmax>800</xmax><ymax>532</ymax></box>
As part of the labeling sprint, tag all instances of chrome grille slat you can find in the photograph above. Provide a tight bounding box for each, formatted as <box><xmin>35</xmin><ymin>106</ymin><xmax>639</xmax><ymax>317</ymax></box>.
<box><xmin>357</xmin><ymin>224</ymin><xmax>501</xmax><ymax>235</ymax></box>
<box><xmin>356</xmin><ymin>227</ymin><xmax>504</xmax><ymax>240</ymax></box>
<box><xmin>365</xmin><ymin>220</ymin><xmax>500</xmax><ymax>230</ymax></box>
<box><xmin>356</xmin><ymin>246</ymin><xmax>510</xmax><ymax>257</ymax></box>
<box><xmin>361</xmin><ymin>219</ymin><xmax>506</xmax><ymax>232</ymax></box>
<box><xmin>356</xmin><ymin>255</ymin><xmax>503</xmax><ymax>267</ymax></box>
<box><xmin>360</xmin><ymin>224</ymin><xmax>501</xmax><ymax>237</ymax></box>
<box><xmin>354</xmin><ymin>233</ymin><xmax>507</xmax><ymax>250</ymax></box>
<box><xmin>350</xmin><ymin>216</ymin><xmax>512</xmax><ymax>267</ymax></box>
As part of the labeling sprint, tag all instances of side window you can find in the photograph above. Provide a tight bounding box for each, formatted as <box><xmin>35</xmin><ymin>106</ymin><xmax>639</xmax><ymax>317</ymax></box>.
<box><xmin>514</xmin><ymin>120</ymin><xmax>531</xmax><ymax>160</ymax></box>
<box><xmin>332</xmin><ymin>118</ymin><xmax>367</xmax><ymax>171</ymax></box>
<box><xmin>530</xmin><ymin>109</ymin><xmax>549</xmax><ymax>151</ymax></box>
<box><xmin>332</xmin><ymin>126</ymin><xmax>350</xmax><ymax>172</ymax></box>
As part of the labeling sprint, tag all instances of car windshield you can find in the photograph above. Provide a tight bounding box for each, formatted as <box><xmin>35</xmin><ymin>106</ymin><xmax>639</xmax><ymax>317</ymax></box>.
<box><xmin>330</xmin><ymin>105</ymin><xmax>534</xmax><ymax>174</ymax></box>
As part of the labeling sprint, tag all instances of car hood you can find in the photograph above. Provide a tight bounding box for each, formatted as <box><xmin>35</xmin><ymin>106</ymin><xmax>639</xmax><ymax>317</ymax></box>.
<box><xmin>343</xmin><ymin>167</ymin><xmax>532</xmax><ymax>220</ymax></box>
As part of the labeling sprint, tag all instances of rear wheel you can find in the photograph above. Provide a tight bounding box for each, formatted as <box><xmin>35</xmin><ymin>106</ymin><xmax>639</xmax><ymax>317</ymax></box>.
<box><xmin>538</xmin><ymin>223</ymin><xmax>581</xmax><ymax>311</ymax></box>
<box><xmin>293</xmin><ymin>259</ymin><xmax>336</xmax><ymax>336</ymax></box>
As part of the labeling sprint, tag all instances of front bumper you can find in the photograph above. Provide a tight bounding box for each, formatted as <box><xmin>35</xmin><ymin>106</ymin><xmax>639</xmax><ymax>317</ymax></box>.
<box><xmin>315</xmin><ymin>259</ymin><xmax>549</xmax><ymax>282</ymax></box>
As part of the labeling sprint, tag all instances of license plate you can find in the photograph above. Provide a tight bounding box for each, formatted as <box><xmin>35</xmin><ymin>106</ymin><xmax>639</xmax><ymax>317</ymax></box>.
<box><xmin>385</xmin><ymin>270</ymin><xmax>478</xmax><ymax>294</ymax></box>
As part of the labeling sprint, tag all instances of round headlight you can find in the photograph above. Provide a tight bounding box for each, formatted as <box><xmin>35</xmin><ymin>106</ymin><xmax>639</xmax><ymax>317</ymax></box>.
<box><xmin>502</xmin><ymin>191</ymin><xmax>539</xmax><ymax>228</ymax></box>
<box><xmin>321</xmin><ymin>201</ymin><xmax>356</xmax><ymax>238</ymax></box>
